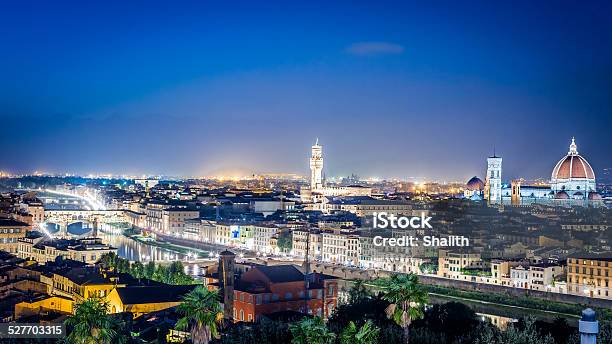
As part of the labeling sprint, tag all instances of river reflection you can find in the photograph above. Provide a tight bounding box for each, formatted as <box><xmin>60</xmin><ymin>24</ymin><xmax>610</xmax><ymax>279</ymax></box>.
<box><xmin>98</xmin><ymin>231</ymin><xmax>189</xmax><ymax>262</ymax></box>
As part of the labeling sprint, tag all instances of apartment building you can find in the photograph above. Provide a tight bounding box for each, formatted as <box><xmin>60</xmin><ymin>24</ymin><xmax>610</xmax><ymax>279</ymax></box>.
<box><xmin>292</xmin><ymin>229</ymin><xmax>322</xmax><ymax>260</ymax></box>
<box><xmin>0</xmin><ymin>218</ymin><xmax>29</xmax><ymax>254</ymax></box>
<box><xmin>18</xmin><ymin>236</ymin><xmax>116</xmax><ymax>265</ymax></box>
<box><xmin>438</xmin><ymin>249</ymin><xmax>485</xmax><ymax>279</ymax></box>
<box><xmin>215</xmin><ymin>223</ymin><xmax>254</xmax><ymax>249</ymax></box>
<box><xmin>184</xmin><ymin>218</ymin><xmax>217</xmax><ymax>242</ymax></box>
<box><xmin>567</xmin><ymin>253</ymin><xmax>611</xmax><ymax>299</ymax></box>
<box><xmin>321</xmin><ymin>230</ymin><xmax>360</xmax><ymax>266</ymax></box>
<box><xmin>162</xmin><ymin>207</ymin><xmax>199</xmax><ymax>236</ymax></box>
<box><xmin>253</xmin><ymin>223</ymin><xmax>279</xmax><ymax>254</ymax></box>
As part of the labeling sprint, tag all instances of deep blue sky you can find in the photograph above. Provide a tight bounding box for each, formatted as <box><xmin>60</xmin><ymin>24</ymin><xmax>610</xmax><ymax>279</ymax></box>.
<box><xmin>1</xmin><ymin>1</ymin><xmax>611</xmax><ymax>181</ymax></box>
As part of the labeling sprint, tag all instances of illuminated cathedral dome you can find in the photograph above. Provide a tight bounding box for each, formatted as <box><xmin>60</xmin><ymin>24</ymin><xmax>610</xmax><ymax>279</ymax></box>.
<box><xmin>550</xmin><ymin>138</ymin><xmax>596</xmax><ymax>198</ymax></box>
<box><xmin>466</xmin><ymin>176</ymin><xmax>485</xmax><ymax>191</ymax></box>
<box><xmin>551</xmin><ymin>138</ymin><xmax>595</xmax><ymax>180</ymax></box>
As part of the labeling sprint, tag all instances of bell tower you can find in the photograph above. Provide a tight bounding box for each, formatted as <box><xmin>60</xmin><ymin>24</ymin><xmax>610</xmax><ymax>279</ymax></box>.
<box><xmin>485</xmin><ymin>151</ymin><xmax>502</xmax><ymax>204</ymax></box>
<box><xmin>310</xmin><ymin>138</ymin><xmax>323</xmax><ymax>190</ymax></box>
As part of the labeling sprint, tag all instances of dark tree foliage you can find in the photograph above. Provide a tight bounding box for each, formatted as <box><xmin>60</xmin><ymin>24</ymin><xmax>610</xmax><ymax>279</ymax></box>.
<box><xmin>212</xmin><ymin>318</ymin><xmax>292</xmax><ymax>344</ymax></box>
<box><xmin>411</xmin><ymin>302</ymin><xmax>480</xmax><ymax>343</ymax></box>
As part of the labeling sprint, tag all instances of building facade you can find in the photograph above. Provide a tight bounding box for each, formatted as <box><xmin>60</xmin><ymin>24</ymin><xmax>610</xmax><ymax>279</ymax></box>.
<box><xmin>567</xmin><ymin>254</ymin><xmax>610</xmax><ymax>300</ymax></box>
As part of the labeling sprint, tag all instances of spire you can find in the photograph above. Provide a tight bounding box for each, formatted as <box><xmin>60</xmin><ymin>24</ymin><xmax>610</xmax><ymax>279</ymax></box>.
<box><xmin>490</xmin><ymin>145</ymin><xmax>499</xmax><ymax>158</ymax></box>
<box><xmin>569</xmin><ymin>137</ymin><xmax>578</xmax><ymax>155</ymax></box>
<box><xmin>315</xmin><ymin>137</ymin><xmax>319</xmax><ymax>146</ymax></box>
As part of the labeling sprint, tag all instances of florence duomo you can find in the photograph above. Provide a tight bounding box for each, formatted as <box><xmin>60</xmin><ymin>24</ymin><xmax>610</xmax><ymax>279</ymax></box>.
<box><xmin>464</xmin><ymin>137</ymin><xmax>603</xmax><ymax>207</ymax></box>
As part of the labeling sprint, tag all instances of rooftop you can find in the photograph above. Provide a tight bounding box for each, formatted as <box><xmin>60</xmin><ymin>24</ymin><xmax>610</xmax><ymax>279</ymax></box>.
<box><xmin>0</xmin><ymin>218</ymin><xmax>30</xmax><ymax>227</ymax></box>
<box><xmin>116</xmin><ymin>284</ymin><xmax>197</xmax><ymax>305</ymax></box>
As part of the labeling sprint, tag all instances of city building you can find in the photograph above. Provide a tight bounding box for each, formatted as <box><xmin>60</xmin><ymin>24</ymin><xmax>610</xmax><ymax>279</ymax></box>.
<box><xmin>163</xmin><ymin>207</ymin><xmax>200</xmax><ymax>236</ymax></box>
<box><xmin>0</xmin><ymin>218</ymin><xmax>29</xmax><ymax>254</ymax></box>
<box><xmin>230</xmin><ymin>265</ymin><xmax>338</xmax><ymax>322</ymax></box>
<box><xmin>318</xmin><ymin>196</ymin><xmax>414</xmax><ymax>217</ymax></box>
<box><xmin>567</xmin><ymin>253</ymin><xmax>610</xmax><ymax>299</ymax></box>
<box><xmin>292</xmin><ymin>229</ymin><xmax>322</xmax><ymax>261</ymax></box>
<box><xmin>253</xmin><ymin>223</ymin><xmax>280</xmax><ymax>254</ymax></box>
<box><xmin>184</xmin><ymin>218</ymin><xmax>217</xmax><ymax>242</ymax></box>
<box><xmin>527</xmin><ymin>262</ymin><xmax>564</xmax><ymax>292</ymax></box>
<box><xmin>438</xmin><ymin>249</ymin><xmax>485</xmax><ymax>279</ymax></box>
<box><xmin>216</xmin><ymin>223</ymin><xmax>254</xmax><ymax>249</ymax></box>
<box><xmin>321</xmin><ymin>230</ymin><xmax>360</xmax><ymax>266</ymax></box>
<box><xmin>17</xmin><ymin>236</ymin><xmax>116</xmax><ymax>265</ymax></box>
<box><xmin>106</xmin><ymin>284</ymin><xmax>197</xmax><ymax>318</ymax></box>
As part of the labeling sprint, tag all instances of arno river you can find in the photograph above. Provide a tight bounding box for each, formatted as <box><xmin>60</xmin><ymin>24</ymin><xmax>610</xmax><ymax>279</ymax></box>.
<box><xmin>98</xmin><ymin>230</ymin><xmax>189</xmax><ymax>262</ymax></box>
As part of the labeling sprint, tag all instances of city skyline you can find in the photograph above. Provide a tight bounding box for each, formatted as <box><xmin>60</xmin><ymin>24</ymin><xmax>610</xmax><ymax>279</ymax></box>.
<box><xmin>1</xmin><ymin>137</ymin><xmax>608</xmax><ymax>185</ymax></box>
<box><xmin>1</xmin><ymin>1</ymin><xmax>612</xmax><ymax>180</ymax></box>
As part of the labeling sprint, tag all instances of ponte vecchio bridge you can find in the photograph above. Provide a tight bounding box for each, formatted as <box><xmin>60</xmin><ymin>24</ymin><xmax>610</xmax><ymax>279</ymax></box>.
<box><xmin>44</xmin><ymin>210</ymin><xmax>129</xmax><ymax>238</ymax></box>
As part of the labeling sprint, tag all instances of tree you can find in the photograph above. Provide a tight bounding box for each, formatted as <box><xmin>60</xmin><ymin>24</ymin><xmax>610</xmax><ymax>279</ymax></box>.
<box><xmin>116</xmin><ymin>258</ymin><xmax>130</xmax><ymax>274</ymax></box>
<box><xmin>98</xmin><ymin>252</ymin><xmax>117</xmax><ymax>270</ymax></box>
<box><xmin>154</xmin><ymin>264</ymin><xmax>169</xmax><ymax>283</ymax></box>
<box><xmin>64</xmin><ymin>298</ymin><xmax>125</xmax><ymax>344</ymax></box>
<box><xmin>340</xmin><ymin>320</ymin><xmax>379</xmax><ymax>344</ymax></box>
<box><xmin>167</xmin><ymin>261</ymin><xmax>194</xmax><ymax>285</ymax></box>
<box><xmin>348</xmin><ymin>279</ymin><xmax>372</xmax><ymax>304</ymax></box>
<box><xmin>289</xmin><ymin>317</ymin><xmax>336</xmax><ymax>344</ymax></box>
<box><xmin>421</xmin><ymin>301</ymin><xmax>479</xmax><ymax>341</ymax></box>
<box><xmin>175</xmin><ymin>286</ymin><xmax>223</xmax><ymax>344</ymax></box>
<box><xmin>474</xmin><ymin>317</ymin><xmax>555</xmax><ymax>344</ymax></box>
<box><xmin>504</xmin><ymin>317</ymin><xmax>555</xmax><ymax>344</ymax></box>
<box><xmin>131</xmin><ymin>261</ymin><xmax>144</xmax><ymax>279</ymax></box>
<box><xmin>418</xmin><ymin>262</ymin><xmax>437</xmax><ymax>275</ymax></box>
<box><xmin>376</xmin><ymin>273</ymin><xmax>428</xmax><ymax>344</ymax></box>
<box><xmin>276</xmin><ymin>231</ymin><xmax>293</xmax><ymax>253</ymax></box>
<box><xmin>144</xmin><ymin>261</ymin><xmax>156</xmax><ymax>279</ymax></box>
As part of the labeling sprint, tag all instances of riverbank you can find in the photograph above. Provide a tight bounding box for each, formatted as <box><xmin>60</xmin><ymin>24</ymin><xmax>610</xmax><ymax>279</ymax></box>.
<box><xmin>425</xmin><ymin>284</ymin><xmax>612</xmax><ymax>323</ymax></box>
<box><xmin>127</xmin><ymin>234</ymin><xmax>209</xmax><ymax>257</ymax></box>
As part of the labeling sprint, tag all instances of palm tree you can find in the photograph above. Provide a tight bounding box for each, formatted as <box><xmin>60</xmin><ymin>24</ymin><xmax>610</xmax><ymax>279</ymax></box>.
<box><xmin>64</xmin><ymin>298</ymin><xmax>125</xmax><ymax>344</ymax></box>
<box><xmin>175</xmin><ymin>286</ymin><xmax>223</xmax><ymax>344</ymax></box>
<box><xmin>289</xmin><ymin>316</ymin><xmax>336</xmax><ymax>344</ymax></box>
<box><xmin>376</xmin><ymin>273</ymin><xmax>428</xmax><ymax>344</ymax></box>
<box><xmin>340</xmin><ymin>320</ymin><xmax>379</xmax><ymax>344</ymax></box>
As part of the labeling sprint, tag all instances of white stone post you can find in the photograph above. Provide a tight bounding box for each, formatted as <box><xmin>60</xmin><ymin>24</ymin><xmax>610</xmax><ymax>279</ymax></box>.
<box><xmin>579</xmin><ymin>308</ymin><xmax>598</xmax><ymax>344</ymax></box>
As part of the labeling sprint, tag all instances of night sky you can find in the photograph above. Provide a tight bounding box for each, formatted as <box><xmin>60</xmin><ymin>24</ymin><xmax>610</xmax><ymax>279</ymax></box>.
<box><xmin>1</xmin><ymin>1</ymin><xmax>611</xmax><ymax>181</ymax></box>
